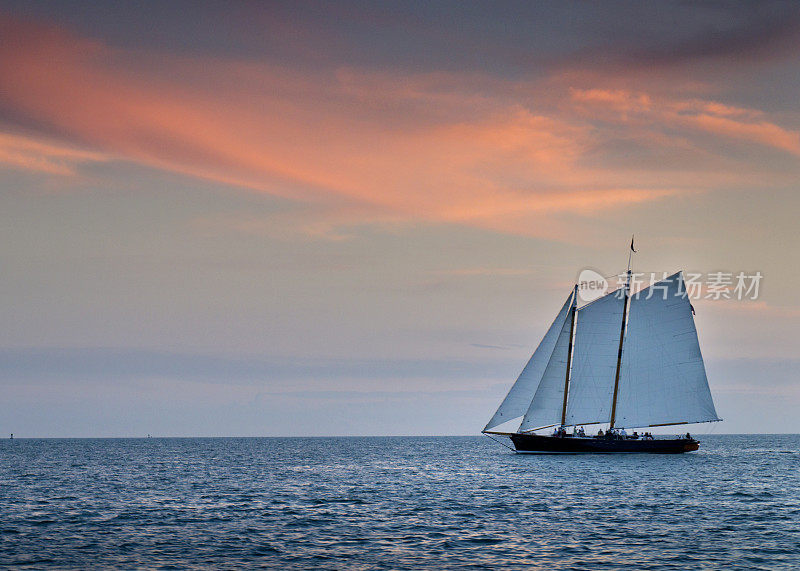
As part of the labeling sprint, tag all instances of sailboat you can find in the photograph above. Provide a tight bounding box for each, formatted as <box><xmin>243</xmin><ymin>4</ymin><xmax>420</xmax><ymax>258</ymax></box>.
<box><xmin>482</xmin><ymin>249</ymin><xmax>720</xmax><ymax>454</ymax></box>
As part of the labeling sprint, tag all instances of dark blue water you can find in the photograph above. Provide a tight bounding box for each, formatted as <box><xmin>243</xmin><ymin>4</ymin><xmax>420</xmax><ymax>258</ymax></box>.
<box><xmin>2</xmin><ymin>435</ymin><xmax>799</xmax><ymax>569</ymax></box>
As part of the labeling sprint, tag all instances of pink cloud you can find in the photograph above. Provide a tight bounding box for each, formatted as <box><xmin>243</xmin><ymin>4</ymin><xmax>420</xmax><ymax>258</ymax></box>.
<box><xmin>569</xmin><ymin>87</ymin><xmax>800</xmax><ymax>157</ymax></box>
<box><xmin>0</xmin><ymin>131</ymin><xmax>105</xmax><ymax>175</ymax></box>
<box><xmin>684</xmin><ymin>114</ymin><xmax>800</xmax><ymax>156</ymax></box>
<box><xmin>1</xmin><ymin>14</ymin><xmax>797</xmax><ymax>239</ymax></box>
<box><xmin>570</xmin><ymin>88</ymin><xmax>652</xmax><ymax>114</ymax></box>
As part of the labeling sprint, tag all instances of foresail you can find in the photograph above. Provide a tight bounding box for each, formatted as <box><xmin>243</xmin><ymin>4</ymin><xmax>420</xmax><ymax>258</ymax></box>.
<box><xmin>518</xmin><ymin>298</ymin><xmax>574</xmax><ymax>431</ymax></box>
<box><xmin>614</xmin><ymin>272</ymin><xmax>720</xmax><ymax>428</ymax></box>
<box><xmin>564</xmin><ymin>291</ymin><xmax>625</xmax><ymax>426</ymax></box>
<box><xmin>483</xmin><ymin>292</ymin><xmax>574</xmax><ymax>431</ymax></box>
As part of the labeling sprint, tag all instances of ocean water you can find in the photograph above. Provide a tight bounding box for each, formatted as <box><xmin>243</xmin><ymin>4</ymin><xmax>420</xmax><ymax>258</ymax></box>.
<box><xmin>1</xmin><ymin>435</ymin><xmax>799</xmax><ymax>569</ymax></box>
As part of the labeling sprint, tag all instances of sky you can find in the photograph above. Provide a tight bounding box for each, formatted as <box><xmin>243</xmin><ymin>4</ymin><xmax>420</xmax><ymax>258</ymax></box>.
<box><xmin>1</xmin><ymin>1</ymin><xmax>798</xmax><ymax>436</ymax></box>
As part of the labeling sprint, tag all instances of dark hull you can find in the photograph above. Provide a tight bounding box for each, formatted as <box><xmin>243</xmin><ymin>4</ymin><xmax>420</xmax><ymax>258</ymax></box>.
<box><xmin>510</xmin><ymin>433</ymin><xmax>699</xmax><ymax>454</ymax></box>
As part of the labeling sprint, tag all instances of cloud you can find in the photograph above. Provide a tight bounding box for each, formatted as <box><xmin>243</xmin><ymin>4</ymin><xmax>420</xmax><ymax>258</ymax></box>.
<box><xmin>570</xmin><ymin>88</ymin><xmax>653</xmax><ymax>114</ymax></box>
<box><xmin>0</xmin><ymin>131</ymin><xmax>105</xmax><ymax>175</ymax></box>
<box><xmin>559</xmin><ymin>3</ymin><xmax>800</xmax><ymax>73</ymax></box>
<box><xmin>629</xmin><ymin>8</ymin><xmax>800</xmax><ymax>67</ymax></box>
<box><xmin>570</xmin><ymin>88</ymin><xmax>800</xmax><ymax>157</ymax></box>
<box><xmin>1</xmin><ymin>13</ymin><xmax>798</xmax><ymax>239</ymax></box>
<box><xmin>685</xmin><ymin>114</ymin><xmax>800</xmax><ymax>156</ymax></box>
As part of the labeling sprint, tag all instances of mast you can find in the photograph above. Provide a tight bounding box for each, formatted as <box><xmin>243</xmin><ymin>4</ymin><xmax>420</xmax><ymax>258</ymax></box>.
<box><xmin>560</xmin><ymin>285</ymin><xmax>578</xmax><ymax>426</ymax></box>
<box><xmin>609</xmin><ymin>237</ymin><xmax>635</xmax><ymax>429</ymax></box>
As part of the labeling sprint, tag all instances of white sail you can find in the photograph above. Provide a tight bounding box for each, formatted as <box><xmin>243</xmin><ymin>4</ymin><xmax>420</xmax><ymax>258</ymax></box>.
<box><xmin>614</xmin><ymin>272</ymin><xmax>719</xmax><ymax>428</ymax></box>
<box><xmin>564</xmin><ymin>291</ymin><xmax>625</xmax><ymax>426</ymax></box>
<box><xmin>483</xmin><ymin>292</ymin><xmax>574</xmax><ymax>431</ymax></box>
<box><xmin>518</xmin><ymin>297</ymin><xmax>575</xmax><ymax>431</ymax></box>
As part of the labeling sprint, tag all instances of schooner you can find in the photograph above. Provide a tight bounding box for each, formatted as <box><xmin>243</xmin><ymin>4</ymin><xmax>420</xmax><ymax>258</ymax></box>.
<box><xmin>483</xmin><ymin>253</ymin><xmax>720</xmax><ymax>453</ymax></box>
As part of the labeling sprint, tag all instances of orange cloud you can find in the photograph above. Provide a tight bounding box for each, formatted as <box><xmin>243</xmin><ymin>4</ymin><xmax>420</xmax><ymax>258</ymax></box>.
<box><xmin>569</xmin><ymin>87</ymin><xmax>800</xmax><ymax>157</ymax></box>
<box><xmin>570</xmin><ymin>88</ymin><xmax>652</xmax><ymax>115</ymax></box>
<box><xmin>0</xmin><ymin>15</ymin><xmax>797</xmax><ymax>239</ymax></box>
<box><xmin>684</xmin><ymin>114</ymin><xmax>800</xmax><ymax>156</ymax></box>
<box><xmin>0</xmin><ymin>131</ymin><xmax>105</xmax><ymax>175</ymax></box>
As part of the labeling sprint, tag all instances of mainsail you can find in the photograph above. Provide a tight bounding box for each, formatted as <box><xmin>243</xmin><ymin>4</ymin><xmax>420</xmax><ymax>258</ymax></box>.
<box><xmin>564</xmin><ymin>291</ymin><xmax>625</xmax><ymax>426</ymax></box>
<box><xmin>484</xmin><ymin>268</ymin><xmax>720</xmax><ymax>434</ymax></box>
<box><xmin>483</xmin><ymin>292</ymin><xmax>574</xmax><ymax>431</ymax></box>
<box><xmin>614</xmin><ymin>272</ymin><xmax>720</xmax><ymax>428</ymax></box>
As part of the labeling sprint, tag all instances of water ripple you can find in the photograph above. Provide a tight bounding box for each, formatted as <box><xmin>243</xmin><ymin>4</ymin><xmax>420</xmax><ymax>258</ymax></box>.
<box><xmin>1</xmin><ymin>435</ymin><xmax>800</xmax><ymax>569</ymax></box>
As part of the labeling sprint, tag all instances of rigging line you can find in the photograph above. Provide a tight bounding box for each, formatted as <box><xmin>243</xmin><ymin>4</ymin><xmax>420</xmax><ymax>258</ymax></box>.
<box><xmin>483</xmin><ymin>432</ymin><xmax>516</xmax><ymax>451</ymax></box>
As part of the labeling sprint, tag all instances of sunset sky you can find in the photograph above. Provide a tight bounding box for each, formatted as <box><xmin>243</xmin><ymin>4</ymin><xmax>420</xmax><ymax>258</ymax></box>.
<box><xmin>1</xmin><ymin>1</ymin><xmax>798</xmax><ymax>436</ymax></box>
